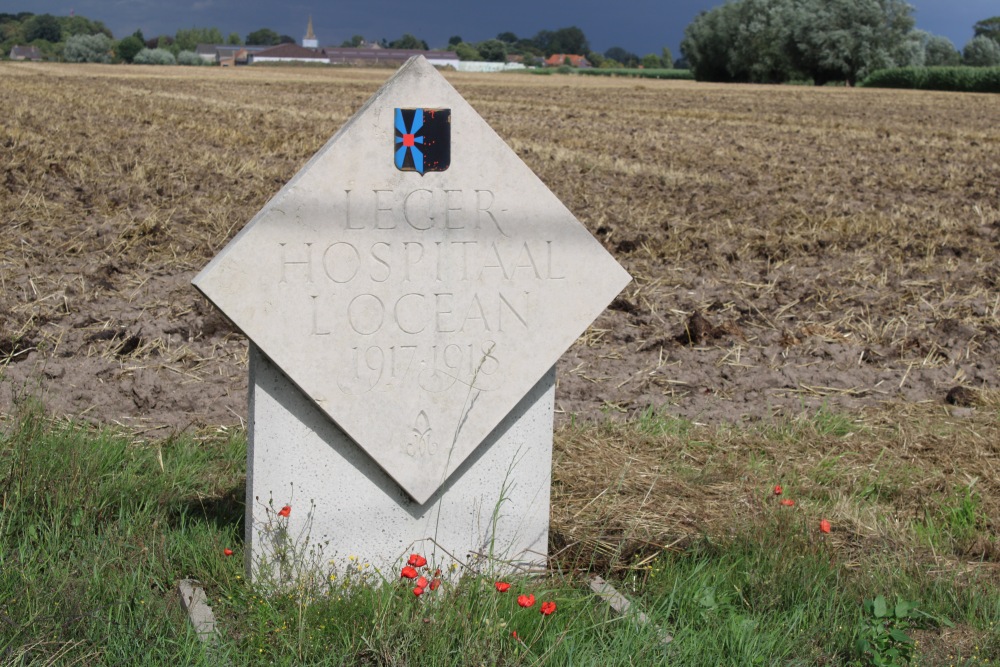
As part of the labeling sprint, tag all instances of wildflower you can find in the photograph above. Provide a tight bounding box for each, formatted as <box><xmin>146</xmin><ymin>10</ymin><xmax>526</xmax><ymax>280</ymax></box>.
<box><xmin>511</xmin><ymin>630</ymin><xmax>519</xmax><ymax>639</ymax></box>
<box><xmin>434</xmin><ymin>568</ymin><xmax>442</xmax><ymax>577</ymax></box>
<box><xmin>223</xmin><ymin>548</ymin><xmax>234</xmax><ymax>556</ymax></box>
<box><xmin>401</xmin><ymin>566</ymin><xmax>418</xmax><ymax>579</ymax></box>
<box><xmin>416</xmin><ymin>576</ymin><xmax>428</xmax><ymax>589</ymax></box>
<box><xmin>412</xmin><ymin>586</ymin><xmax>424</xmax><ymax>597</ymax></box>
<box><xmin>820</xmin><ymin>519</ymin><xmax>831</xmax><ymax>533</ymax></box>
<box><xmin>278</xmin><ymin>505</ymin><xmax>291</xmax><ymax>517</ymax></box>
<box><xmin>430</xmin><ymin>578</ymin><xmax>441</xmax><ymax>591</ymax></box>
<box><xmin>517</xmin><ymin>594</ymin><xmax>535</xmax><ymax>608</ymax></box>
<box><xmin>779</xmin><ymin>499</ymin><xmax>794</xmax><ymax>507</ymax></box>
<box><xmin>495</xmin><ymin>581</ymin><xmax>511</xmax><ymax>593</ymax></box>
<box><xmin>540</xmin><ymin>601</ymin><xmax>556</xmax><ymax>615</ymax></box>
<box><xmin>773</xmin><ymin>484</ymin><xmax>783</xmax><ymax>495</ymax></box>
<box><xmin>407</xmin><ymin>553</ymin><xmax>427</xmax><ymax>567</ymax></box>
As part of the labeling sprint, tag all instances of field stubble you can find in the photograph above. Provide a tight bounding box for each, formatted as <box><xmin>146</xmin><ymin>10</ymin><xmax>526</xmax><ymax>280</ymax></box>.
<box><xmin>3</xmin><ymin>63</ymin><xmax>995</xmax><ymax>431</ymax></box>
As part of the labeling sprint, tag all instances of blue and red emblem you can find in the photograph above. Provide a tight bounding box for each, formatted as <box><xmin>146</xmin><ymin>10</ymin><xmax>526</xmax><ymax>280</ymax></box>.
<box><xmin>394</xmin><ymin>108</ymin><xmax>450</xmax><ymax>174</ymax></box>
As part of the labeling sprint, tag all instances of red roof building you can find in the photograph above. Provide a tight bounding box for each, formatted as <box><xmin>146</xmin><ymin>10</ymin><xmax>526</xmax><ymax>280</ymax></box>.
<box><xmin>544</xmin><ymin>54</ymin><xmax>591</xmax><ymax>68</ymax></box>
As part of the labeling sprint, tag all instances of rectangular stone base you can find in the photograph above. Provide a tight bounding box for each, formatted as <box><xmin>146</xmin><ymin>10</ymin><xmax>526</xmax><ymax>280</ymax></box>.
<box><xmin>246</xmin><ymin>344</ymin><xmax>553</xmax><ymax>583</ymax></box>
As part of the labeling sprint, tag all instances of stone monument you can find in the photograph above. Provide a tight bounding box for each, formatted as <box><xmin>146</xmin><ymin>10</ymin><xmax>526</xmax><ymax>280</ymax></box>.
<box><xmin>193</xmin><ymin>57</ymin><xmax>630</xmax><ymax>579</ymax></box>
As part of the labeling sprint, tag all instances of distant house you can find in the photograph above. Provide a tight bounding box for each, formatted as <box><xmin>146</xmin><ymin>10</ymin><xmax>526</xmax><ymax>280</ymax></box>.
<box><xmin>249</xmin><ymin>43</ymin><xmax>331</xmax><ymax>64</ymax></box>
<box><xmin>544</xmin><ymin>54</ymin><xmax>591</xmax><ymax>68</ymax></box>
<box><xmin>195</xmin><ymin>43</ymin><xmax>269</xmax><ymax>66</ymax></box>
<box><xmin>9</xmin><ymin>45</ymin><xmax>42</xmax><ymax>61</ymax></box>
<box><xmin>324</xmin><ymin>48</ymin><xmax>458</xmax><ymax>69</ymax></box>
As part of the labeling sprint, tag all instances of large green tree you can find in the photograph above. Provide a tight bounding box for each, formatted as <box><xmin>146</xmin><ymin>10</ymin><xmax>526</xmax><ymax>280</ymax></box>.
<box><xmin>246</xmin><ymin>28</ymin><xmax>280</xmax><ymax>46</ymax></box>
<box><xmin>924</xmin><ymin>34</ymin><xmax>960</xmax><ymax>66</ymax></box>
<box><xmin>787</xmin><ymin>0</ymin><xmax>916</xmax><ymax>85</ymax></box>
<box><xmin>24</xmin><ymin>13</ymin><xmax>61</xmax><ymax>42</ymax></box>
<box><xmin>973</xmin><ymin>16</ymin><xmax>1000</xmax><ymax>44</ymax></box>
<box><xmin>963</xmin><ymin>35</ymin><xmax>1000</xmax><ymax>66</ymax></box>
<box><xmin>681</xmin><ymin>0</ymin><xmax>916</xmax><ymax>84</ymax></box>
<box><xmin>536</xmin><ymin>26</ymin><xmax>588</xmax><ymax>55</ymax></box>
<box><xmin>604</xmin><ymin>46</ymin><xmax>638</xmax><ymax>67</ymax></box>
<box><xmin>63</xmin><ymin>33</ymin><xmax>112</xmax><ymax>62</ymax></box>
<box><xmin>389</xmin><ymin>33</ymin><xmax>428</xmax><ymax>49</ymax></box>
<box><xmin>174</xmin><ymin>26</ymin><xmax>222</xmax><ymax>51</ymax></box>
<box><xmin>477</xmin><ymin>39</ymin><xmax>507</xmax><ymax>62</ymax></box>
<box><xmin>454</xmin><ymin>42</ymin><xmax>481</xmax><ymax>60</ymax></box>
<box><xmin>116</xmin><ymin>35</ymin><xmax>144</xmax><ymax>63</ymax></box>
<box><xmin>60</xmin><ymin>15</ymin><xmax>112</xmax><ymax>39</ymax></box>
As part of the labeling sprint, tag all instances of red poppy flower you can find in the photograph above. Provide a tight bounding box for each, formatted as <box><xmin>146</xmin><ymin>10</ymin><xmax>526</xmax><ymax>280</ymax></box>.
<box><xmin>517</xmin><ymin>594</ymin><xmax>535</xmax><ymax>608</ymax></box>
<box><xmin>820</xmin><ymin>519</ymin><xmax>831</xmax><ymax>534</ymax></box>
<box><xmin>412</xmin><ymin>586</ymin><xmax>424</xmax><ymax>597</ymax></box>
<box><xmin>277</xmin><ymin>505</ymin><xmax>291</xmax><ymax>517</ymax></box>
<box><xmin>434</xmin><ymin>568</ymin><xmax>441</xmax><ymax>577</ymax></box>
<box><xmin>779</xmin><ymin>499</ymin><xmax>795</xmax><ymax>507</ymax></box>
<box><xmin>400</xmin><ymin>566</ymin><xmax>418</xmax><ymax>579</ymax></box>
<box><xmin>429</xmin><ymin>578</ymin><xmax>441</xmax><ymax>591</ymax></box>
<box><xmin>407</xmin><ymin>553</ymin><xmax>427</xmax><ymax>567</ymax></box>
<box><xmin>540</xmin><ymin>601</ymin><xmax>556</xmax><ymax>615</ymax></box>
<box><xmin>223</xmin><ymin>548</ymin><xmax>234</xmax><ymax>556</ymax></box>
<box><xmin>773</xmin><ymin>485</ymin><xmax>783</xmax><ymax>495</ymax></box>
<box><xmin>495</xmin><ymin>581</ymin><xmax>511</xmax><ymax>593</ymax></box>
<box><xmin>511</xmin><ymin>630</ymin><xmax>519</xmax><ymax>639</ymax></box>
<box><xmin>416</xmin><ymin>576</ymin><xmax>428</xmax><ymax>589</ymax></box>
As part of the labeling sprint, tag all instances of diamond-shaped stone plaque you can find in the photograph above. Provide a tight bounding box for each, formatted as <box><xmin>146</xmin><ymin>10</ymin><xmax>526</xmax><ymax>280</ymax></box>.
<box><xmin>193</xmin><ymin>57</ymin><xmax>630</xmax><ymax>504</ymax></box>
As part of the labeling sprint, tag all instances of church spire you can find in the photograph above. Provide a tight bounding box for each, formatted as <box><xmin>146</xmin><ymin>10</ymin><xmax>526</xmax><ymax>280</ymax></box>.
<box><xmin>303</xmin><ymin>15</ymin><xmax>318</xmax><ymax>48</ymax></box>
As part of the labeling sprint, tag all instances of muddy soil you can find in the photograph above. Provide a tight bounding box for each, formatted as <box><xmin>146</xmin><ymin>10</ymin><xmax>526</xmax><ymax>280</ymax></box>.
<box><xmin>1</xmin><ymin>64</ymin><xmax>997</xmax><ymax>434</ymax></box>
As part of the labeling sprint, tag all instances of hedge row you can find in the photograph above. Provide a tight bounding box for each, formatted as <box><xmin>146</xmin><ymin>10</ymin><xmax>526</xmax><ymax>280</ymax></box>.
<box><xmin>575</xmin><ymin>68</ymin><xmax>695</xmax><ymax>80</ymax></box>
<box><xmin>860</xmin><ymin>66</ymin><xmax>1000</xmax><ymax>93</ymax></box>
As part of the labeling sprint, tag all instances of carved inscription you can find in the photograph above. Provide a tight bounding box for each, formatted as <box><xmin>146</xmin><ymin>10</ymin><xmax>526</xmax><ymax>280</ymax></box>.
<box><xmin>278</xmin><ymin>187</ymin><xmax>566</xmax><ymax>399</ymax></box>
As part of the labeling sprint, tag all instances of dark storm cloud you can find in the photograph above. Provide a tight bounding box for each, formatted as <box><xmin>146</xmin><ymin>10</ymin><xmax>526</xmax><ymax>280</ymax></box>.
<box><xmin>10</xmin><ymin>0</ymin><xmax>992</xmax><ymax>55</ymax></box>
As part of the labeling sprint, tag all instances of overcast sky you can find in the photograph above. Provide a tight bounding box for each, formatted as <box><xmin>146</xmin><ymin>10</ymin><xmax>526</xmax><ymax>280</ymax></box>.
<box><xmin>5</xmin><ymin>0</ymin><xmax>995</xmax><ymax>57</ymax></box>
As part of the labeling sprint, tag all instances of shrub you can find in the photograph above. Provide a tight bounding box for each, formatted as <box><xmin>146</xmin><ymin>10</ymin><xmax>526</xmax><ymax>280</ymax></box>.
<box><xmin>63</xmin><ymin>33</ymin><xmax>113</xmax><ymax>63</ymax></box>
<box><xmin>176</xmin><ymin>50</ymin><xmax>206</xmax><ymax>66</ymax></box>
<box><xmin>133</xmin><ymin>48</ymin><xmax>177</xmax><ymax>65</ymax></box>
<box><xmin>860</xmin><ymin>66</ymin><xmax>1000</xmax><ymax>93</ymax></box>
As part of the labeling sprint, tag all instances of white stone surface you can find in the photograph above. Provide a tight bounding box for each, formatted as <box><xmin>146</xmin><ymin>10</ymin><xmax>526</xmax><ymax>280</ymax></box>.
<box><xmin>193</xmin><ymin>56</ymin><xmax>630</xmax><ymax>504</ymax></box>
<box><xmin>247</xmin><ymin>344</ymin><xmax>554</xmax><ymax>577</ymax></box>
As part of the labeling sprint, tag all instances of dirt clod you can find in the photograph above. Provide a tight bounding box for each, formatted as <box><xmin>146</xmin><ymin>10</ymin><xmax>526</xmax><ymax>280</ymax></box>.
<box><xmin>946</xmin><ymin>386</ymin><xmax>979</xmax><ymax>407</ymax></box>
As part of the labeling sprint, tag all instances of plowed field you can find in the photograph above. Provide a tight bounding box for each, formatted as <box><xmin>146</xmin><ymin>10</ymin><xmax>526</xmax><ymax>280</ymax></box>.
<box><xmin>1</xmin><ymin>63</ymin><xmax>998</xmax><ymax>433</ymax></box>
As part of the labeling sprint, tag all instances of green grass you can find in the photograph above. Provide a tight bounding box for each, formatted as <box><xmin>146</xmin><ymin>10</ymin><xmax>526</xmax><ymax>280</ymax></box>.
<box><xmin>2</xmin><ymin>402</ymin><xmax>999</xmax><ymax>665</ymax></box>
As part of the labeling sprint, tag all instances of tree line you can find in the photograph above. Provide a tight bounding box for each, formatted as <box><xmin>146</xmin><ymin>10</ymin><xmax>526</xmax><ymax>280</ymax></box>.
<box><xmin>1</xmin><ymin>13</ymin><xmax>676</xmax><ymax>70</ymax></box>
<box><xmin>5</xmin><ymin>7</ymin><xmax>998</xmax><ymax>78</ymax></box>
<box><xmin>680</xmin><ymin>0</ymin><xmax>1000</xmax><ymax>85</ymax></box>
